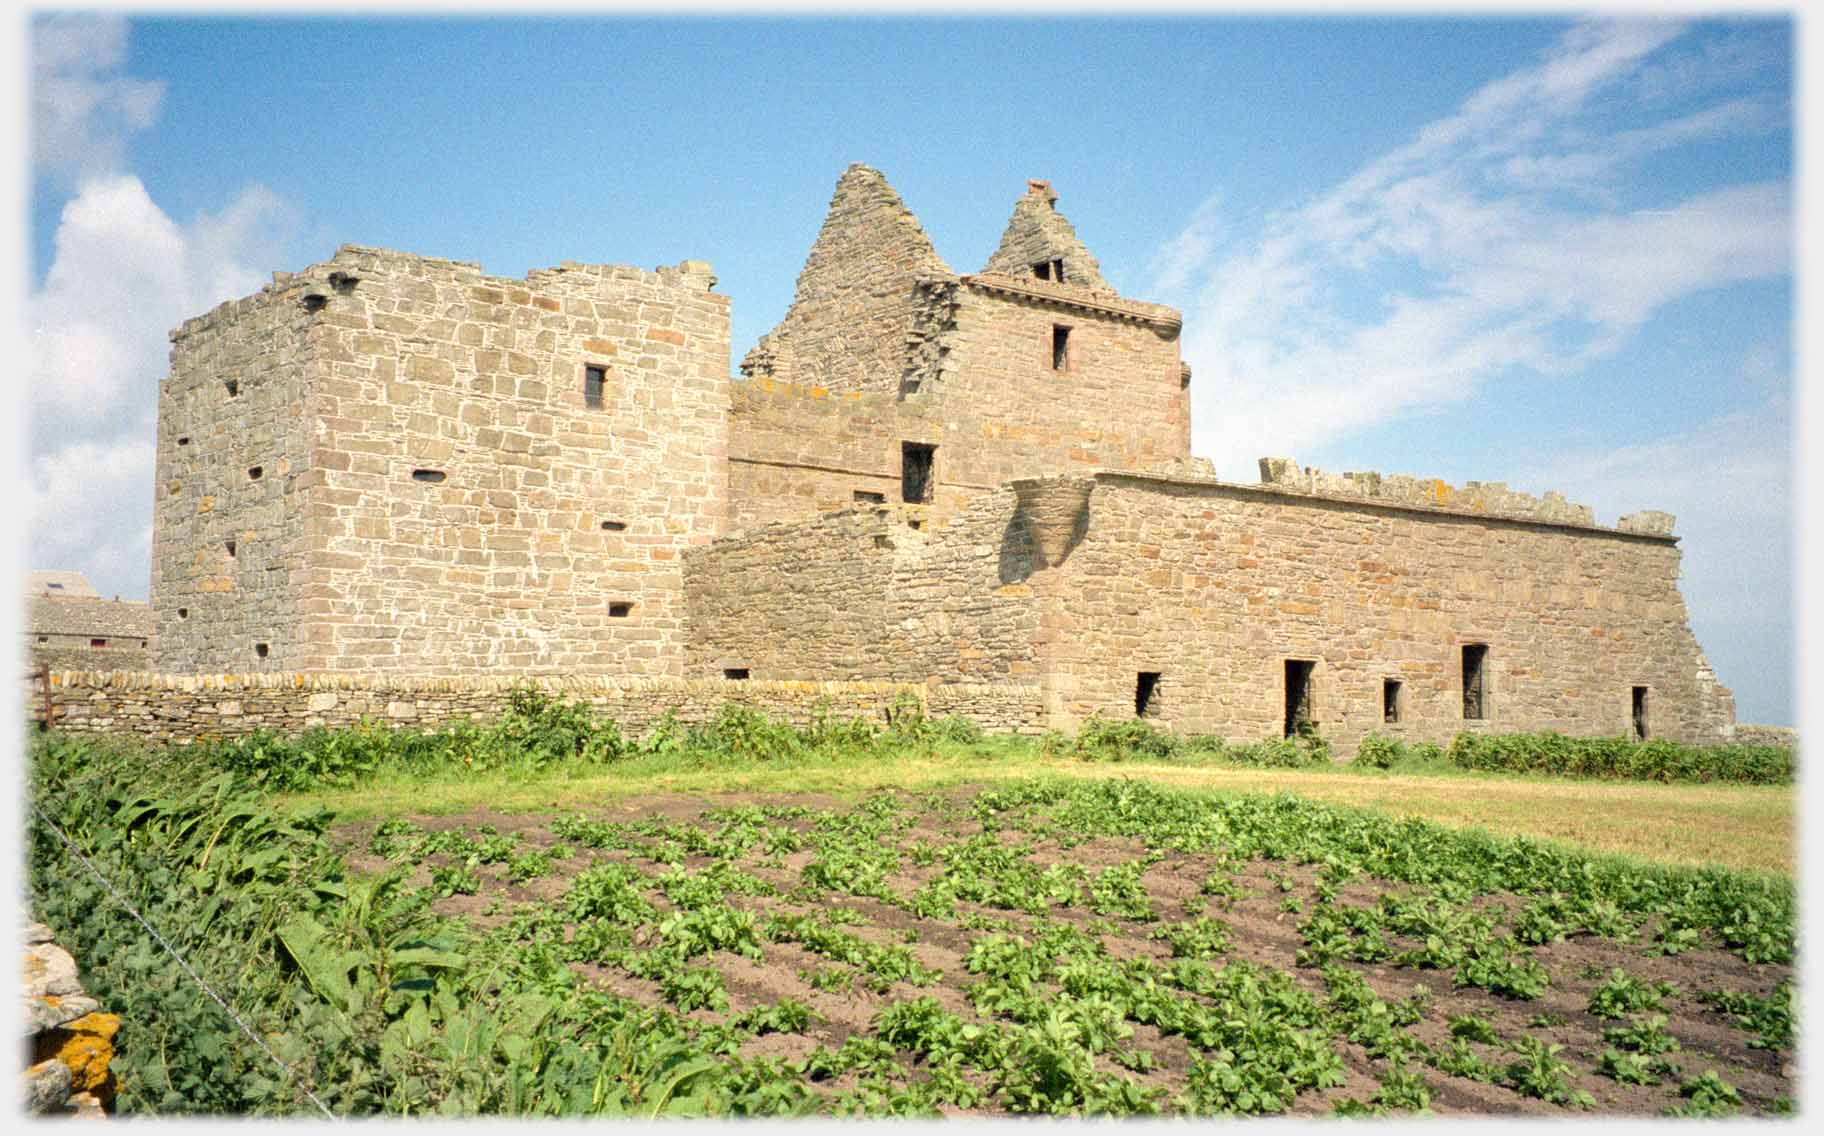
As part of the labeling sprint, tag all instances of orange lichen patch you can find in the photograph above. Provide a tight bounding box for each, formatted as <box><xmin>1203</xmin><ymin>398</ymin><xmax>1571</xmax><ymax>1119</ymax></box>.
<box><xmin>34</xmin><ymin>1013</ymin><xmax>120</xmax><ymax>1101</ymax></box>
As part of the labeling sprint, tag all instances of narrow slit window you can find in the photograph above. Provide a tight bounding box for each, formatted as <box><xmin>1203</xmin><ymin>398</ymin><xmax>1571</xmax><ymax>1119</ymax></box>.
<box><xmin>853</xmin><ymin>490</ymin><xmax>885</xmax><ymax>504</ymax></box>
<box><xmin>1135</xmin><ymin>672</ymin><xmax>1161</xmax><ymax>719</ymax></box>
<box><xmin>1051</xmin><ymin>258</ymin><xmax>1064</xmax><ymax>280</ymax></box>
<box><xmin>608</xmin><ymin>602</ymin><xmax>633</xmax><ymax>618</ymax></box>
<box><xmin>724</xmin><ymin>668</ymin><xmax>751</xmax><ymax>680</ymax></box>
<box><xmin>1632</xmin><ymin>686</ymin><xmax>1650</xmax><ymax>741</ymax></box>
<box><xmin>600</xmin><ymin>520</ymin><xmax>627</xmax><ymax>531</ymax></box>
<box><xmin>1382</xmin><ymin>678</ymin><xmax>1403</xmax><ymax>724</ymax></box>
<box><xmin>1462</xmin><ymin>644</ymin><xmax>1489</xmax><ymax>720</ymax></box>
<box><xmin>584</xmin><ymin>364</ymin><xmax>607</xmax><ymax>409</ymax></box>
<box><xmin>1284</xmin><ymin>659</ymin><xmax>1316</xmax><ymax>737</ymax></box>
<box><xmin>1051</xmin><ymin>325</ymin><xmax>1072</xmax><ymax>371</ymax></box>
<box><xmin>411</xmin><ymin>469</ymin><xmax>446</xmax><ymax>483</ymax></box>
<box><xmin>901</xmin><ymin>442</ymin><xmax>935</xmax><ymax>504</ymax></box>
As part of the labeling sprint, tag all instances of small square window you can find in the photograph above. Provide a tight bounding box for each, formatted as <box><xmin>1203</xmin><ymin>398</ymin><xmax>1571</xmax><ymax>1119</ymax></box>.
<box><xmin>901</xmin><ymin>442</ymin><xmax>935</xmax><ymax>504</ymax></box>
<box><xmin>90</xmin><ymin>638</ymin><xmax>107</xmax><ymax>648</ymax></box>
<box><xmin>584</xmin><ymin>364</ymin><xmax>607</xmax><ymax>408</ymax></box>
<box><xmin>609</xmin><ymin>602</ymin><xmax>633</xmax><ymax>618</ymax></box>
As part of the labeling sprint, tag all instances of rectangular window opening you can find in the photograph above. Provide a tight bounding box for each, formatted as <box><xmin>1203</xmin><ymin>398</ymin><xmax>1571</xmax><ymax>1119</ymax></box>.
<box><xmin>90</xmin><ymin>638</ymin><xmax>107</xmax><ymax>649</ymax></box>
<box><xmin>608</xmin><ymin>602</ymin><xmax>633</xmax><ymax>618</ymax></box>
<box><xmin>1135</xmin><ymin>672</ymin><xmax>1161</xmax><ymax>719</ymax></box>
<box><xmin>1382</xmin><ymin>678</ymin><xmax>1403</xmax><ymax>724</ymax></box>
<box><xmin>600</xmin><ymin>520</ymin><xmax>627</xmax><ymax>531</ymax></box>
<box><xmin>224</xmin><ymin>379</ymin><xmax>239</xmax><ymax>398</ymax></box>
<box><xmin>411</xmin><ymin>468</ymin><xmax>446</xmax><ymax>483</ymax></box>
<box><xmin>248</xmin><ymin>466</ymin><xmax>263</xmax><ymax>480</ymax></box>
<box><xmin>853</xmin><ymin>490</ymin><xmax>886</xmax><ymax>504</ymax></box>
<box><xmin>1051</xmin><ymin>258</ymin><xmax>1064</xmax><ymax>280</ymax></box>
<box><xmin>255</xmin><ymin>643</ymin><xmax>270</xmax><ymax>659</ymax></box>
<box><xmin>1033</xmin><ymin>261</ymin><xmax>1052</xmax><ymax>281</ymax></box>
<box><xmin>724</xmin><ymin>668</ymin><xmax>750</xmax><ymax>680</ymax></box>
<box><xmin>1284</xmin><ymin>659</ymin><xmax>1316</xmax><ymax>737</ymax></box>
<box><xmin>1051</xmin><ymin>325</ymin><xmax>1071</xmax><ymax>371</ymax></box>
<box><xmin>901</xmin><ymin>442</ymin><xmax>935</xmax><ymax>504</ymax></box>
<box><xmin>1632</xmin><ymin>686</ymin><xmax>1650</xmax><ymax>741</ymax></box>
<box><xmin>225</xmin><ymin>540</ymin><xmax>237</xmax><ymax>559</ymax></box>
<box><xmin>37</xmin><ymin>636</ymin><xmax>47</xmax><ymax>644</ymax></box>
<box><xmin>1462</xmin><ymin>644</ymin><xmax>1489</xmax><ymax>720</ymax></box>
<box><xmin>584</xmin><ymin>364</ymin><xmax>607</xmax><ymax>409</ymax></box>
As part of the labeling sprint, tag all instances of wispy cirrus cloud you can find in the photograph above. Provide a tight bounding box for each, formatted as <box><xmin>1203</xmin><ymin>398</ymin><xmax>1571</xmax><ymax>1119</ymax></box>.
<box><xmin>1154</xmin><ymin>17</ymin><xmax>1790</xmax><ymax>475</ymax></box>
<box><xmin>32</xmin><ymin>13</ymin><xmax>165</xmax><ymax>186</ymax></box>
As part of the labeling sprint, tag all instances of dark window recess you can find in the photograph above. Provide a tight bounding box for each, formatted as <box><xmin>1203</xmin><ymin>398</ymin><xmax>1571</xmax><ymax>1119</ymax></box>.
<box><xmin>301</xmin><ymin>293</ymin><xmax>328</xmax><ymax>314</ymax></box>
<box><xmin>908</xmin><ymin>517</ymin><xmax>925</xmax><ymax>531</ymax></box>
<box><xmin>177</xmin><ymin>436</ymin><xmax>190</xmax><ymax>446</ymax></box>
<box><xmin>1135</xmin><ymin>672</ymin><xmax>1161</xmax><ymax>719</ymax></box>
<box><xmin>1033</xmin><ymin>258</ymin><xmax>1064</xmax><ymax>281</ymax></box>
<box><xmin>584</xmin><ymin>364</ymin><xmax>607</xmax><ymax>409</ymax></box>
<box><xmin>854</xmin><ymin>489</ymin><xmax>886</xmax><ymax>504</ymax></box>
<box><xmin>1462</xmin><ymin>644</ymin><xmax>1489</xmax><ymax>720</ymax></box>
<box><xmin>1284</xmin><ymin>660</ymin><xmax>1316</xmax><ymax>737</ymax></box>
<box><xmin>608</xmin><ymin>602</ymin><xmax>633</xmax><ymax>618</ymax></box>
<box><xmin>255</xmin><ymin>643</ymin><xmax>270</xmax><ymax>659</ymax></box>
<box><xmin>1051</xmin><ymin>325</ymin><xmax>1071</xmax><ymax>371</ymax></box>
<box><xmin>139</xmin><ymin>640</ymin><xmax>147</xmax><ymax>648</ymax></box>
<box><xmin>901</xmin><ymin>442</ymin><xmax>935</xmax><ymax>504</ymax></box>
<box><xmin>328</xmin><ymin>271</ymin><xmax>359</xmax><ymax>294</ymax></box>
<box><xmin>37</xmin><ymin>636</ymin><xmax>47</xmax><ymax>644</ymax></box>
<box><xmin>411</xmin><ymin>469</ymin><xmax>446</xmax><ymax>483</ymax></box>
<box><xmin>224</xmin><ymin>379</ymin><xmax>239</xmax><ymax>398</ymax></box>
<box><xmin>90</xmin><ymin>638</ymin><xmax>107</xmax><ymax>649</ymax></box>
<box><xmin>225</xmin><ymin>540</ymin><xmax>237</xmax><ymax>559</ymax></box>
<box><xmin>176</xmin><ymin>607</ymin><xmax>189</xmax><ymax>620</ymax></box>
<box><xmin>874</xmin><ymin>534</ymin><xmax>892</xmax><ymax>549</ymax></box>
<box><xmin>724</xmin><ymin>668</ymin><xmax>751</xmax><ymax>680</ymax></box>
<box><xmin>46</xmin><ymin>582</ymin><xmax>63</xmax><ymax>590</ymax></box>
<box><xmin>248</xmin><ymin>466</ymin><xmax>263</xmax><ymax>480</ymax></box>
<box><xmin>1632</xmin><ymin>686</ymin><xmax>1650</xmax><ymax>741</ymax></box>
<box><xmin>600</xmin><ymin>520</ymin><xmax>627</xmax><ymax>531</ymax></box>
<box><xmin>1382</xmin><ymin>678</ymin><xmax>1403</xmax><ymax>724</ymax></box>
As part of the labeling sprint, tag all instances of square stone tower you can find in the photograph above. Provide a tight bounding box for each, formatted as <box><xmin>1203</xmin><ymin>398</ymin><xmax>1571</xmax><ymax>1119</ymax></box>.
<box><xmin>151</xmin><ymin>245</ymin><xmax>730</xmax><ymax>675</ymax></box>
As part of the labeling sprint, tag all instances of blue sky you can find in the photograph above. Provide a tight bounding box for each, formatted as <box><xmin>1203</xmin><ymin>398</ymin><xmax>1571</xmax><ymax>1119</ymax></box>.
<box><xmin>22</xmin><ymin>10</ymin><xmax>1796</xmax><ymax>723</ymax></box>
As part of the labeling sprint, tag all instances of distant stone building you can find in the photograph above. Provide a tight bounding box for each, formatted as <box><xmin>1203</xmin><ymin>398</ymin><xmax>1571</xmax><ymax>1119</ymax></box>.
<box><xmin>26</xmin><ymin>572</ymin><xmax>152</xmax><ymax>672</ymax></box>
<box><xmin>148</xmin><ymin>164</ymin><xmax>1736</xmax><ymax>748</ymax></box>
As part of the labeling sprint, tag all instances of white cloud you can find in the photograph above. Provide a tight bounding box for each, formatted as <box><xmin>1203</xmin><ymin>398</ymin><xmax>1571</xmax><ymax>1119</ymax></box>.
<box><xmin>27</xmin><ymin>175</ymin><xmax>296</xmax><ymax>598</ymax></box>
<box><xmin>29</xmin><ymin>437</ymin><xmax>159</xmax><ymax>600</ymax></box>
<box><xmin>1154</xmin><ymin>18</ymin><xmax>1790</xmax><ymax>478</ymax></box>
<box><xmin>32</xmin><ymin>13</ymin><xmax>165</xmax><ymax>184</ymax></box>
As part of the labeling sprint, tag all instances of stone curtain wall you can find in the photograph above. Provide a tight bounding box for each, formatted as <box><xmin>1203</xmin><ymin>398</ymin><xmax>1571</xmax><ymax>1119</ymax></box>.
<box><xmin>32</xmin><ymin>671</ymin><xmax>1046</xmax><ymax>741</ymax></box>
<box><xmin>153</xmin><ymin>263</ymin><xmax>319</xmax><ymax>673</ymax></box>
<box><xmin>686</xmin><ymin>488</ymin><xmax>1041</xmax><ymax>683</ymax></box>
<box><xmin>159</xmin><ymin>244</ymin><xmax>731</xmax><ymax>677</ymax></box>
<box><xmin>1045</xmin><ymin>473</ymin><xmax>1735</xmax><ymax>747</ymax></box>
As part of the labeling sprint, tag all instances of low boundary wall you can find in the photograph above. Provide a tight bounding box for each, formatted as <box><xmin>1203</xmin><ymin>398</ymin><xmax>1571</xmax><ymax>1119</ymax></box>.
<box><xmin>30</xmin><ymin>671</ymin><xmax>1047</xmax><ymax>743</ymax></box>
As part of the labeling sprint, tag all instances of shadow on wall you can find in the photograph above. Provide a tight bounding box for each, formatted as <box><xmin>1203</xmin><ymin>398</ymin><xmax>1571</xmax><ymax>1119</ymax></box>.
<box><xmin>1001</xmin><ymin>485</ymin><xmax>1090</xmax><ymax>584</ymax></box>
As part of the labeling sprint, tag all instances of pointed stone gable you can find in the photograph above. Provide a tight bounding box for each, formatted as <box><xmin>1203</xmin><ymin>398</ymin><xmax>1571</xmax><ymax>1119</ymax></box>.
<box><xmin>740</xmin><ymin>164</ymin><xmax>954</xmax><ymax>394</ymax></box>
<box><xmin>981</xmin><ymin>179</ymin><xmax>1114</xmax><ymax>295</ymax></box>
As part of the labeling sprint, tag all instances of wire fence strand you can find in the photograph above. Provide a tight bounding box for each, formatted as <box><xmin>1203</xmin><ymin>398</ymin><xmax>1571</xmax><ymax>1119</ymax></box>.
<box><xmin>29</xmin><ymin>802</ymin><xmax>339</xmax><ymax>1122</ymax></box>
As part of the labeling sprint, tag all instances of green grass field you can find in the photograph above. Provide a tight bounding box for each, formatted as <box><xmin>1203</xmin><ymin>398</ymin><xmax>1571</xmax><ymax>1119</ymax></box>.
<box><xmin>288</xmin><ymin>741</ymin><xmax>1794</xmax><ymax>878</ymax></box>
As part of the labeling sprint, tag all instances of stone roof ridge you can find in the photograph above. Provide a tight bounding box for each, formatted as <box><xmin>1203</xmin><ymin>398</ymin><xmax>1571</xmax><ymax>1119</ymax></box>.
<box><xmin>981</xmin><ymin>178</ymin><xmax>1115</xmax><ymax>295</ymax></box>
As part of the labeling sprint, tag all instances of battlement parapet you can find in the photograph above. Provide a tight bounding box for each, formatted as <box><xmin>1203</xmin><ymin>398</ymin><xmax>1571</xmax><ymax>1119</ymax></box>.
<box><xmin>1252</xmin><ymin>457</ymin><xmax>1662</xmax><ymax>532</ymax></box>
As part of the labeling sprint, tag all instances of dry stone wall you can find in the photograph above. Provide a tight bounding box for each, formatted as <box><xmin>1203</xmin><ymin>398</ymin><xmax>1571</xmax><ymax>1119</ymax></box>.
<box><xmin>1041</xmin><ymin>472</ymin><xmax>1735</xmax><ymax>747</ymax></box>
<box><xmin>31</xmin><ymin>671</ymin><xmax>1045</xmax><ymax>740</ymax></box>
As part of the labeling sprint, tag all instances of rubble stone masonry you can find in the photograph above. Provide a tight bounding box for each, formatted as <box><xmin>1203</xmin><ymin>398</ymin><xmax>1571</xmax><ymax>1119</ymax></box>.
<box><xmin>155</xmin><ymin>245</ymin><xmax>729</xmax><ymax>675</ymax></box>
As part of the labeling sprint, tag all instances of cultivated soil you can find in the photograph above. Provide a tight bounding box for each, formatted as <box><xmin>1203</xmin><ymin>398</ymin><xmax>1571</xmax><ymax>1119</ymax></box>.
<box><xmin>333</xmin><ymin>784</ymin><xmax>1794</xmax><ymax>1118</ymax></box>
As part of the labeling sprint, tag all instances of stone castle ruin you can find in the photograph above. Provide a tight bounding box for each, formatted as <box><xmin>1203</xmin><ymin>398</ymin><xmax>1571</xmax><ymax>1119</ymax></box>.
<box><xmin>142</xmin><ymin>164</ymin><xmax>1736</xmax><ymax>750</ymax></box>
